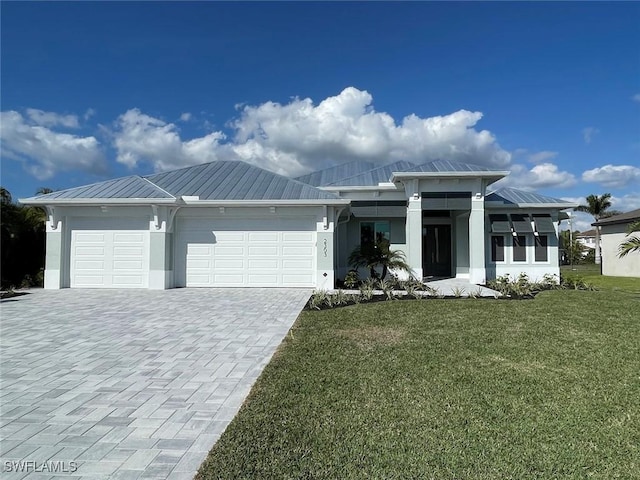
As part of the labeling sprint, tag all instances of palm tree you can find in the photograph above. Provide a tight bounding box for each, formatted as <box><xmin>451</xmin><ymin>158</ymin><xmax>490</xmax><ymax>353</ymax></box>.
<box><xmin>348</xmin><ymin>241</ymin><xmax>413</xmax><ymax>280</ymax></box>
<box><xmin>575</xmin><ymin>193</ymin><xmax>613</xmax><ymax>264</ymax></box>
<box><xmin>618</xmin><ymin>220</ymin><xmax>640</xmax><ymax>258</ymax></box>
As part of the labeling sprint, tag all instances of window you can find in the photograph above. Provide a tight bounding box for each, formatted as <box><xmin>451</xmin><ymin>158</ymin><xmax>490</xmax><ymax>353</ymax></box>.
<box><xmin>535</xmin><ymin>235</ymin><xmax>548</xmax><ymax>262</ymax></box>
<box><xmin>361</xmin><ymin>221</ymin><xmax>390</xmax><ymax>247</ymax></box>
<box><xmin>513</xmin><ymin>235</ymin><xmax>527</xmax><ymax>262</ymax></box>
<box><xmin>491</xmin><ymin>236</ymin><xmax>505</xmax><ymax>262</ymax></box>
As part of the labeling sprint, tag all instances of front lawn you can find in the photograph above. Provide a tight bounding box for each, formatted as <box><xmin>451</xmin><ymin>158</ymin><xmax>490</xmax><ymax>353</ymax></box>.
<box><xmin>197</xmin><ymin>283</ymin><xmax>640</xmax><ymax>479</ymax></box>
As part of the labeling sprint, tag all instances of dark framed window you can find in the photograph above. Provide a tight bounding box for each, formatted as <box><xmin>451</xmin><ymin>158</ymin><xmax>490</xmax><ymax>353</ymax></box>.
<box><xmin>513</xmin><ymin>235</ymin><xmax>527</xmax><ymax>262</ymax></box>
<box><xmin>535</xmin><ymin>235</ymin><xmax>548</xmax><ymax>262</ymax></box>
<box><xmin>360</xmin><ymin>221</ymin><xmax>390</xmax><ymax>247</ymax></box>
<box><xmin>491</xmin><ymin>236</ymin><xmax>505</xmax><ymax>262</ymax></box>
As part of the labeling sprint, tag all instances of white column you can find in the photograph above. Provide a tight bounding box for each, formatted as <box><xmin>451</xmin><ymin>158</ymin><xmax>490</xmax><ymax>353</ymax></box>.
<box><xmin>468</xmin><ymin>195</ymin><xmax>486</xmax><ymax>284</ymax></box>
<box><xmin>316</xmin><ymin>207</ymin><xmax>335</xmax><ymax>290</ymax></box>
<box><xmin>44</xmin><ymin>213</ymin><xmax>64</xmax><ymax>289</ymax></box>
<box><xmin>406</xmin><ymin>195</ymin><xmax>423</xmax><ymax>280</ymax></box>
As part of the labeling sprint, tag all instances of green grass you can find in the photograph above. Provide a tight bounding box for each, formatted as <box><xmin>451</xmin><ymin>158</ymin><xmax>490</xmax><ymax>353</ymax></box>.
<box><xmin>197</xmin><ymin>288</ymin><xmax>640</xmax><ymax>479</ymax></box>
<box><xmin>561</xmin><ymin>264</ymin><xmax>640</xmax><ymax>293</ymax></box>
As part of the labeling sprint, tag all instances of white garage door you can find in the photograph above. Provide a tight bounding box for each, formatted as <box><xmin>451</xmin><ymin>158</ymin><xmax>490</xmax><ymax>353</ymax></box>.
<box><xmin>177</xmin><ymin>217</ymin><xmax>316</xmax><ymax>287</ymax></box>
<box><xmin>70</xmin><ymin>218</ymin><xmax>149</xmax><ymax>288</ymax></box>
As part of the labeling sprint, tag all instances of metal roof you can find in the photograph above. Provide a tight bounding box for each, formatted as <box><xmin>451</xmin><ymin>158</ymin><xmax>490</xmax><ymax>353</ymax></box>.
<box><xmin>327</xmin><ymin>161</ymin><xmax>417</xmax><ymax>187</ymax></box>
<box><xmin>24</xmin><ymin>176</ymin><xmax>174</xmax><ymax>200</ymax></box>
<box><xmin>593</xmin><ymin>208</ymin><xmax>640</xmax><ymax>226</ymax></box>
<box><xmin>146</xmin><ymin>160</ymin><xmax>340</xmax><ymax>201</ymax></box>
<box><xmin>409</xmin><ymin>159</ymin><xmax>499</xmax><ymax>173</ymax></box>
<box><xmin>295</xmin><ymin>160</ymin><xmax>375</xmax><ymax>187</ymax></box>
<box><xmin>486</xmin><ymin>187</ymin><xmax>575</xmax><ymax>206</ymax></box>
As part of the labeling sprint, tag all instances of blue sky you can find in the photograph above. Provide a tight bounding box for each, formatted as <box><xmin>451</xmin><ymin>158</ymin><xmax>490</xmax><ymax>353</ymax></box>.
<box><xmin>2</xmin><ymin>2</ymin><xmax>639</xmax><ymax>230</ymax></box>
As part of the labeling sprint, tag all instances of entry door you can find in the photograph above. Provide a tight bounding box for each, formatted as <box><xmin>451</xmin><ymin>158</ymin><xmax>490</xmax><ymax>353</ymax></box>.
<box><xmin>423</xmin><ymin>224</ymin><xmax>452</xmax><ymax>277</ymax></box>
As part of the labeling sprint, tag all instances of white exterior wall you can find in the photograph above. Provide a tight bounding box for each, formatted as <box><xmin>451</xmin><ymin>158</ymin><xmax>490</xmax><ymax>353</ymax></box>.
<box><xmin>42</xmin><ymin>204</ymin><xmax>336</xmax><ymax>289</ymax></box>
<box><xmin>600</xmin><ymin>224</ymin><xmax>640</xmax><ymax>277</ymax></box>
<box><xmin>485</xmin><ymin>211</ymin><xmax>561</xmax><ymax>283</ymax></box>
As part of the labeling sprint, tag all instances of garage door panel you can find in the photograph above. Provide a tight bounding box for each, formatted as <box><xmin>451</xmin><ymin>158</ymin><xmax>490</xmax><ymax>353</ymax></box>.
<box><xmin>213</xmin><ymin>258</ymin><xmax>244</xmax><ymax>269</ymax></box>
<box><xmin>283</xmin><ymin>258</ymin><xmax>314</xmax><ymax>270</ymax></box>
<box><xmin>113</xmin><ymin>260</ymin><xmax>144</xmax><ymax>270</ymax></box>
<box><xmin>112</xmin><ymin>275</ymin><xmax>146</xmax><ymax>286</ymax></box>
<box><xmin>73</xmin><ymin>274</ymin><xmax>106</xmax><ymax>286</ymax></box>
<box><xmin>283</xmin><ymin>245</ymin><xmax>315</xmax><ymax>256</ymax></box>
<box><xmin>248</xmin><ymin>232</ymin><xmax>278</xmax><ymax>242</ymax></box>
<box><xmin>213</xmin><ymin>273</ymin><xmax>245</xmax><ymax>284</ymax></box>
<box><xmin>249</xmin><ymin>245</ymin><xmax>278</xmax><ymax>256</ymax></box>
<box><xmin>114</xmin><ymin>233</ymin><xmax>145</xmax><ymax>243</ymax></box>
<box><xmin>76</xmin><ymin>233</ymin><xmax>105</xmax><ymax>243</ymax></box>
<box><xmin>178</xmin><ymin>216</ymin><xmax>316</xmax><ymax>287</ymax></box>
<box><xmin>75</xmin><ymin>260</ymin><xmax>106</xmax><ymax>270</ymax></box>
<box><xmin>248</xmin><ymin>259</ymin><xmax>279</xmax><ymax>269</ymax></box>
<box><xmin>187</xmin><ymin>244</ymin><xmax>212</xmax><ymax>256</ymax></box>
<box><xmin>283</xmin><ymin>232</ymin><xmax>314</xmax><ymax>242</ymax></box>
<box><xmin>216</xmin><ymin>246</ymin><xmax>245</xmax><ymax>256</ymax></box>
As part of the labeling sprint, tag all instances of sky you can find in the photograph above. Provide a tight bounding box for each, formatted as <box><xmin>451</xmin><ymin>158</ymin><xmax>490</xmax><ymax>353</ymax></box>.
<box><xmin>1</xmin><ymin>1</ymin><xmax>639</xmax><ymax>232</ymax></box>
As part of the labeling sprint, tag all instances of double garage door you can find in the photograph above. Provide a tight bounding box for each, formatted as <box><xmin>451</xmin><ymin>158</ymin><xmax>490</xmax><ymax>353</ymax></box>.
<box><xmin>176</xmin><ymin>217</ymin><xmax>316</xmax><ymax>287</ymax></box>
<box><xmin>70</xmin><ymin>218</ymin><xmax>150</xmax><ymax>288</ymax></box>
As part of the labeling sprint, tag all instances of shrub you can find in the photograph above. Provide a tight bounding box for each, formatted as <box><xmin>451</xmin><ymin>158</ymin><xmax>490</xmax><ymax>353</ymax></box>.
<box><xmin>344</xmin><ymin>270</ymin><xmax>360</xmax><ymax>289</ymax></box>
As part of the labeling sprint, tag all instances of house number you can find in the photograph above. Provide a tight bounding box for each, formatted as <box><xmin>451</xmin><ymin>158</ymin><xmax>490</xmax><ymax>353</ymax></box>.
<box><xmin>323</xmin><ymin>238</ymin><xmax>328</xmax><ymax>257</ymax></box>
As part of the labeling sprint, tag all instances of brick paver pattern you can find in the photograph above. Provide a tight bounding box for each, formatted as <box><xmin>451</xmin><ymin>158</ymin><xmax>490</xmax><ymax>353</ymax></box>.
<box><xmin>0</xmin><ymin>288</ymin><xmax>310</xmax><ymax>479</ymax></box>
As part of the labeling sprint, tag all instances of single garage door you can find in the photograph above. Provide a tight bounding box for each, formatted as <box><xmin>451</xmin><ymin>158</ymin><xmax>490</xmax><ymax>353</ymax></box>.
<box><xmin>176</xmin><ymin>217</ymin><xmax>316</xmax><ymax>287</ymax></box>
<box><xmin>70</xmin><ymin>218</ymin><xmax>150</xmax><ymax>288</ymax></box>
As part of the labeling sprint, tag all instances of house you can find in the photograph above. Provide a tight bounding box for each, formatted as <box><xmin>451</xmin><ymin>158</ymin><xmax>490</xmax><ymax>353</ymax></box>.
<box><xmin>592</xmin><ymin>209</ymin><xmax>640</xmax><ymax>278</ymax></box>
<box><xmin>20</xmin><ymin>159</ymin><xmax>577</xmax><ymax>290</ymax></box>
<box><xmin>576</xmin><ymin>229</ymin><xmax>598</xmax><ymax>252</ymax></box>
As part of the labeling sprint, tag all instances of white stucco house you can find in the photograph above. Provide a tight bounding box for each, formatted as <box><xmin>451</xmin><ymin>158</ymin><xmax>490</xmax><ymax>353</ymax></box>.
<box><xmin>20</xmin><ymin>159</ymin><xmax>577</xmax><ymax>290</ymax></box>
<box><xmin>592</xmin><ymin>209</ymin><xmax>640</xmax><ymax>278</ymax></box>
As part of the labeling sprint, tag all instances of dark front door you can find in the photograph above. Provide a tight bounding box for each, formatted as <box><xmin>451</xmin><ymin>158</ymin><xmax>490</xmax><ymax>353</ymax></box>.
<box><xmin>423</xmin><ymin>224</ymin><xmax>452</xmax><ymax>277</ymax></box>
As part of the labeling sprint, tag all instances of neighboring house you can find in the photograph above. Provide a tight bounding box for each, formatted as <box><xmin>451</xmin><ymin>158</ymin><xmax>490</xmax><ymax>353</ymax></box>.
<box><xmin>20</xmin><ymin>160</ymin><xmax>577</xmax><ymax>290</ymax></box>
<box><xmin>592</xmin><ymin>209</ymin><xmax>640</xmax><ymax>278</ymax></box>
<box><xmin>576</xmin><ymin>229</ymin><xmax>597</xmax><ymax>252</ymax></box>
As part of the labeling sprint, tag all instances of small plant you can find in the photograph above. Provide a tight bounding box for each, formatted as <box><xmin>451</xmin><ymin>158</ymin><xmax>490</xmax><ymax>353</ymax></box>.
<box><xmin>309</xmin><ymin>290</ymin><xmax>328</xmax><ymax>310</ymax></box>
<box><xmin>333</xmin><ymin>289</ymin><xmax>349</xmax><ymax>306</ymax></box>
<box><xmin>344</xmin><ymin>270</ymin><xmax>360</xmax><ymax>289</ymax></box>
<box><xmin>432</xmin><ymin>287</ymin><xmax>445</xmax><ymax>299</ymax></box>
<box><xmin>377</xmin><ymin>278</ymin><xmax>396</xmax><ymax>301</ymax></box>
<box><xmin>469</xmin><ymin>287</ymin><xmax>484</xmax><ymax>299</ymax></box>
<box><xmin>451</xmin><ymin>286</ymin><xmax>466</xmax><ymax>298</ymax></box>
<box><xmin>359</xmin><ymin>283</ymin><xmax>375</xmax><ymax>302</ymax></box>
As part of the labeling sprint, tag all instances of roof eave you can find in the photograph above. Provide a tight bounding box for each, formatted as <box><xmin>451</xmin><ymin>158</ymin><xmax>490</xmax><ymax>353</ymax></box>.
<box><xmin>390</xmin><ymin>171</ymin><xmax>510</xmax><ymax>182</ymax></box>
<box><xmin>321</xmin><ymin>184</ymin><xmax>400</xmax><ymax>192</ymax></box>
<box><xmin>19</xmin><ymin>197</ymin><xmax>178</xmax><ymax>206</ymax></box>
<box><xmin>179</xmin><ymin>199</ymin><xmax>350</xmax><ymax>206</ymax></box>
<box><xmin>487</xmin><ymin>202</ymin><xmax>579</xmax><ymax>209</ymax></box>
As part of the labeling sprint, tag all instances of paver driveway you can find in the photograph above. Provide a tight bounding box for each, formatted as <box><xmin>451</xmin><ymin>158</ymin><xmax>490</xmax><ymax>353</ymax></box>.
<box><xmin>0</xmin><ymin>288</ymin><xmax>310</xmax><ymax>479</ymax></box>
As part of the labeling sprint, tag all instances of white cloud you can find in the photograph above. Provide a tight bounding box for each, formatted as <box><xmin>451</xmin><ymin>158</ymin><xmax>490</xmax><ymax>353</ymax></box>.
<box><xmin>229</xmin><ymin>87</ymin><xmax>511</xmax><ymax>176</ymax></box>
<box><xmin>582</xmin><ymin>126</ymin><xmax>599</xmax><ymax>144</ymax></box>
<box><xmin>84</xmin><ymin>108</ymin><xmax>96</xmax><ymax>121</ymax></box>
<box><xmin>0</xmin><ymin>110</ymin><xmax>106</xmax><ymax>180</ymax></box>
<box><xmin>528</xmin><ymin>150</ymin><xmax>558</xmax><ymax>164</ymax></box>
<box><xmin>632</xmin><ymin>93</ymin><xmax>640</xmax><ymax>103</ymax></box>
<box><xmin>25</xmin><ymin>108</ymin><xmax>79</xmax><ymax>128</ymax></box>
<box><xmin>110</xmin><ymin>87</ymin><xmax>512</xmax><ymax>177</ymax></box>
<box><xmin>611</xmin><ymin>192</ymin><xmax>640</xmax><ymax>212</ymax></box>
<box><xmin>179</xmin><ymin>112</ymin><xmax>192</xmax><ymax>122</ymax></box>
<box><xmin>112</xmin><ymin>108</ymin><xmax>226</xmax><ymax>171</ymax></box>
<box><xmin>582</xmin><ymin>164</ymin><xmax>640</xmax><ymax>188</ymax></box>
<box><xmin>495</xmin><ymin>162</ymin><xmax>576</xmax><ymax>191</ymax></box>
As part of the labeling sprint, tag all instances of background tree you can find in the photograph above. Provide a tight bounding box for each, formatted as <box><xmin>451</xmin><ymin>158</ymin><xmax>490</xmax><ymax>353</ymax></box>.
<box><xmin>0</xmin><ymin>187</ymin><xmax>50</xmax><ymax>289</ymax></box>
<box><xmin>559</xmin><ymin>230</ymin><xmax>586</xmax><ymax>265</ymax></box>
<box><xmin>575</xmin><ymin>193</ymin><xmax>614</xmax><ymax>264</ymax></box>
<box><xmin>618</xmin><ymin>221</ymin><xmax>640</xmax><ymax>258</ymax></box>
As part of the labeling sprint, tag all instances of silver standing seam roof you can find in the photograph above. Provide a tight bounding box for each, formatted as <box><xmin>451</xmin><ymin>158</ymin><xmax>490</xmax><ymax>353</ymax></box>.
<box><xmin>25</xmin><ymin>176</ymin><xmax>175</xmax><ymax>200</ymax></box>
<box><xmin>407</xmin><ymin>159</ymin><xmax>497</xmax><ymax>173</ymax></box>
<box><xmin>294</xmin><ymin>160</ymin><xmax>375</xmax><ymax>187</ymax></box>
<box><xmin>326</xmin><ymin>160</ymin><xmax>417</xmax><ymax>187</ymax></box>
<box><xmin>486</xmin><ymin>187</ymin><xmax>575</xmax><ymax>206</ymax></box>
<box><xmin>20</xmin><ymin>161</ymin><xmax>342</xmax><ymax>203</ymax></box>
